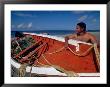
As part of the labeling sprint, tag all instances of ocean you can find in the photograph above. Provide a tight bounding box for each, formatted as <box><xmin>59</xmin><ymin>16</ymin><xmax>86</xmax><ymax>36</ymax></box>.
<box><xmin>11</xmin><ymin>30</ymin><xmax>100</xmax><ymax>41</ymax></box>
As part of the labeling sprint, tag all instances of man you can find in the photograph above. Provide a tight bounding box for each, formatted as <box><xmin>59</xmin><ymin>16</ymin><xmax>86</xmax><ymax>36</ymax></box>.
<box><xmin>65</xmin><ymin>22</ymin><xmax>99</xmax><ymax>48</ymax></box>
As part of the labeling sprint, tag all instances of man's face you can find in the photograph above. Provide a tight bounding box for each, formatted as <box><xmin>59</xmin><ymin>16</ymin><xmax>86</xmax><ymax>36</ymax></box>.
<box><xmin>75</xmin><ymin>25</ymin><xmax>83</xmax><ymax>34</ymax></box>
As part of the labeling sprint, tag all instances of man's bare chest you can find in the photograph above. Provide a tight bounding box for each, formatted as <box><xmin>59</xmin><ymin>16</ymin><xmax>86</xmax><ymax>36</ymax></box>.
<box><xmin>74</xmin><ymin>35</ymin><xmax>91</xmax><ymax>42</ymax></box>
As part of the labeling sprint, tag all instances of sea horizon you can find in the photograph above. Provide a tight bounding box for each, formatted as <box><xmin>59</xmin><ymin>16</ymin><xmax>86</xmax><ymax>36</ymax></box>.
<box><xmin>11</xmin><ymin>30</ymin><xmax>100</xmax><ymax>41</ymax></box>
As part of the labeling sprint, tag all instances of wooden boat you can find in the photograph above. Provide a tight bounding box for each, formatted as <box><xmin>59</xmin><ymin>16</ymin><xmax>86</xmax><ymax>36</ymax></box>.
<box><xmin>11</xmin><ymin>32</ymin><xmax>100</xmax><ymax>77</ymax></box>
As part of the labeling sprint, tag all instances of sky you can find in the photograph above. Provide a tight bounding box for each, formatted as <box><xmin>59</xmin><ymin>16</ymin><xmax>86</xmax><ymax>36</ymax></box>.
<box><xmin>11</xmin><ymin>11</ymin><xmax>100</xmax><ymax>31</ymax></box>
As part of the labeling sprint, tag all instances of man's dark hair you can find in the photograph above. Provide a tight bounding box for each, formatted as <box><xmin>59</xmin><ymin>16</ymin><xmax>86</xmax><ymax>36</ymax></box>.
<box><xmin>77</xmin><ymin>22</ymin><xmax>86</xmax><ymax>32</ymax></box>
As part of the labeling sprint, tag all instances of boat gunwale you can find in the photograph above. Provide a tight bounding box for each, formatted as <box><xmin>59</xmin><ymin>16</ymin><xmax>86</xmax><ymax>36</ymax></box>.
<box><xmin>23</xmin><ymin>32</ymin><xmax>92</xmax><ymax>46</ymax></box>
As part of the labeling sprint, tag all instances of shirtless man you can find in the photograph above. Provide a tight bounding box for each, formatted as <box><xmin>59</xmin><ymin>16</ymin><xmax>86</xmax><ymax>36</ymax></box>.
<box><xmin>65</xmin><ymin>22</ymin><xmax>99</xmax><ymax>48</ymax></box>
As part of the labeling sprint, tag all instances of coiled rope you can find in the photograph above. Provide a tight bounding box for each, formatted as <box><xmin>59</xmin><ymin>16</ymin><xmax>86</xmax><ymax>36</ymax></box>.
<box><xmin>18</xmin><ymin>63</ymin><xmax>27</xmax><ymax>77</ymax></box>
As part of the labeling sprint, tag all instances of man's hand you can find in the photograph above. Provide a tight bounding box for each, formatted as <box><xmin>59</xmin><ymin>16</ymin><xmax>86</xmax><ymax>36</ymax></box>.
<box><xmin>64</xmin><ymin>44</ymin><xmax>69</xmax><ymax>50</ymax></box>
<box><xmin>65</xmin><ymin>36</ymin><xmax>69</xmax><ymax>50</ymax></box>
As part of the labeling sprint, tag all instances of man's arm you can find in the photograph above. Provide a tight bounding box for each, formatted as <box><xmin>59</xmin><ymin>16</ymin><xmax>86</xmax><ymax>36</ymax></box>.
<box><xmin>90</xmin><ymin>34</ymin><xmax>97</xmax><ymax>42</ymax></box>
<box><xmin>65</xmin><ymin>34</ymin><xmax>76</xmax><ymax>48</ymax></box>
<box><xmin>65</xmin><ymin>36</ymin><xmax>69</xmax><ymax>48</ymax></box>
<box><xmin>90</xmin><ymin>34</ymin><xmax>100</xmax><ymax>47</ymax></box>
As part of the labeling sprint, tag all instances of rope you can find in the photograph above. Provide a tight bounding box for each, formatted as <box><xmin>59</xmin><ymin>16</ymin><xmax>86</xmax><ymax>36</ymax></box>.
<box><xmin>15</xmin><ymin>40</ymin><xmax>22</xmax><ymax>51</ymax></box>
<box><xmin>42</xmin><ymin>54</ymin><xmax>52</xmax><ymax>65</ymax></box>
<box><xmin>47</xmin><ymin>46</ymin><xmax>65</xmax><ymax>55</ymax></box>
<box><xmin>36</xmin><ymin>59</ymin><xmax>47</xmax><ymax>66</ymax></box>
<box><xmin>67</xmin><ymin>45</ymin><xmax>94</xmax><ymax>57</ymax></box>
<box><xmin>44</xmin><ymin>44</ymin><xmax>94</xmax><ymax>57</ymax></box>
<box><xmin>41</xmin><ymin>54</ymin><xmax>79</xmax><ymax>77</ymax></box>
<box><xmin>18</xmin><ymin>63</ymin><xmax>27</xmax><ymax>77</ymax></box>
<box><xmin>52</xmin><ymin>65</ymin><xmax>79</xmax><ymax>77</ymax></box>
<box><xmin>34</xmin><ymin>61</ymin><xmax>50</xmax><ymax>67</ymax></box>
<box><xmin>29</xmin><ymin>64</ymin><xmax>35</xmax><ymax>77</ymax></box>
<box><xmin>93</xmin><ymin>43</ymin><xmax>100</xmax><ymax>69</ymax></box>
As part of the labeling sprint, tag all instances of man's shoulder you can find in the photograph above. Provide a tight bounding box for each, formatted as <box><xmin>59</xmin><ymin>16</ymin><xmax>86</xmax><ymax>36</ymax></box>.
<box><xmin>86</xmin><ymin>32</ymin><xmax>94</xmax><ymax>36</ymax></box>
<box><xmin>65</xmin><ymin>33</ymin><xmax>76</xmax><ymax>39</ymax></box>
<box><xmin>67</xmin><ymin>33</ymin><xmax>76</xmax><ymax>36</ymax></box>
<box><xmin>86</xmin><ymin>32</ymin><xmax>96</xmax><ymax>38</ymax></box>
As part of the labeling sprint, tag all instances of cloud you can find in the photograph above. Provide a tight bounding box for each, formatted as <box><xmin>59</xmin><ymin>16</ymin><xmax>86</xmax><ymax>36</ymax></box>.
<box><xmin>78</xmin><ymin>15</ymin><xmax>88</xmax><ymax>21</ymax></box>
<box><xmin>13</xmin><ymin>22</ymin><xmax>33</xmax><ymax>29</ymax></box>
<box><xmin>27</xmin><ymin>22</ymin><xmax>32</xmax><ymax>28</ymax></box>
<box><xmin>13</xmin><ymin>13</ymin><xmax>36</xmax><ymax>18</ymax></box>
<box><xmin>17</xmin><ymin>23</ymin><xmax>24</xmax><ymax>28</ymax></box>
